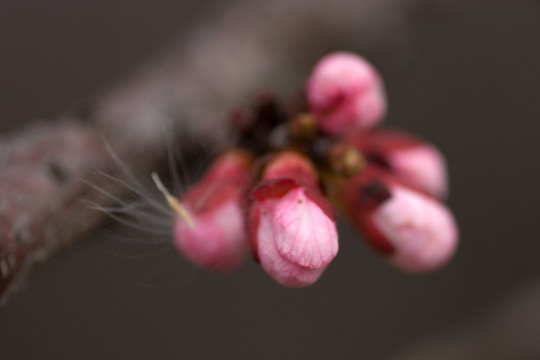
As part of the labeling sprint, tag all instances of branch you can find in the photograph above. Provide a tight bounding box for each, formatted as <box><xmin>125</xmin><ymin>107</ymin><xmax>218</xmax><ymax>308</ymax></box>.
<box><xmin>0</xmin><ymin>0</ymin><xmax>414</xmax><ymax>305</ymax></box>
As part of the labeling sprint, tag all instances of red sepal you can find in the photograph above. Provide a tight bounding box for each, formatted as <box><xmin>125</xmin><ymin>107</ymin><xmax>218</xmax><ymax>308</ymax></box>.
<box><xmin>359</xmin><ymin>218</ymin><xmax>395</xmax><ymax>255</ymax></box>
<box><xmin>250</xmin><ymin>178</ymin><xmax>300</xmax><ymax>201</ymax></box>
<box><xmin>248</xmin><ymin>203</ymin><xmax>261</xmax><ymax>262</ymax></box>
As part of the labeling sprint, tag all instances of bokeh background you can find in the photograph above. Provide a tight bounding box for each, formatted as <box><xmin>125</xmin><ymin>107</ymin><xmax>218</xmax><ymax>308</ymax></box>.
<box><xmin>1</xmin><ymin>1</ymin><xmax>540</xmax><ymax>359</ymax></box>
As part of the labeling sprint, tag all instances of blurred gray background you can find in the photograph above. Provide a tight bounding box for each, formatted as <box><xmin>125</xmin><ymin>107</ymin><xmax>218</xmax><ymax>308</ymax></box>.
<box><xmin>1</xmin><ymin>1</ymin><xmax>540</xmax><ymax>359</ymax></box>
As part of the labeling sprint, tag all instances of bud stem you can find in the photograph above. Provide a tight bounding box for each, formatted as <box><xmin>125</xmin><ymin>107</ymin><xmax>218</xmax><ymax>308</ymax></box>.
<box><xmin>151</xmin><ymin>172</ymin><xmax>195</xmax><ymax>229</ymax></box>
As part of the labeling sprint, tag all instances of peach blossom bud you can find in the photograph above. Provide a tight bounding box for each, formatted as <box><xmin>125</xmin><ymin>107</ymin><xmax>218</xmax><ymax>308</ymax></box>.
<box><xmin>173</xmin><ymin>150</ymin><xmax>253</xmax><ymax>272</ymax></box>
<box><xmin>306</xmin><ymin>52</ymin><xmax>386</xmax><ymax>135</ymax></box>
<box><xmin>249</xmin><ymin>153</ymin><xmax>338</xmax><ymax>287</ymax></box>
<box><xmin>337</xmin><ymin>168</ymin><xmax>458</xmax><ymax>272</ymax></box>
<box><xmin>347</xmin><ymin>129</ymin><xmax>448</xmax><ymax>199</ymax></box>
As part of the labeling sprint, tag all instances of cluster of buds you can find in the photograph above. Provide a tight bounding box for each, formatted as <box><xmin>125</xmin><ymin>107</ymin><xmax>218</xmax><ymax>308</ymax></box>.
<box><xmin>155</xmin><ymin>52</ymin><xmax>458</xmax><ymax>287</ymax></box>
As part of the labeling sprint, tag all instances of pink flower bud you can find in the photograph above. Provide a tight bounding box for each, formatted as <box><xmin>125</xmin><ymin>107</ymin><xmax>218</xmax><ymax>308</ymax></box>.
<box><xmin>337</xmin><ymin>167</ymin><xmax>458</xmax><ymax>272</ymax></box>
<box><xmin>347</xmin><ymin>129</ymin><xmax>448</xmax><ymax>199</ymax></box>
<box><xmin>173</xmin><ymin>150</ymin><xmax>253</xmax><ymax>272</ymax></box>
<box><xmin>306</xmin><ymin>52</ymin><xmax>386</xmax><ymax>135</ymax></box>
<box><xmin>249</xmin><ymin>153</ymin><xmax>339</xmax><ymax>287</ymax></box>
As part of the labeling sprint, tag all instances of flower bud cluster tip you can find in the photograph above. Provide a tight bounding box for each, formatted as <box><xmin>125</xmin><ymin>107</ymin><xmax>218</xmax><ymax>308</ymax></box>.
<box><xmin>154</xmin><ymin>52</ymin><xmax>459</xmax><ymax>286</ymax></box>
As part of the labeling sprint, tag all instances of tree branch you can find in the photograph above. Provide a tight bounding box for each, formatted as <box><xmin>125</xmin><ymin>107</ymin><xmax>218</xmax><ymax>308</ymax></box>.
<box><xmin>0</xmin><ymin>0</ymin><xmax>414</xmax><ymax>305</ymax></box>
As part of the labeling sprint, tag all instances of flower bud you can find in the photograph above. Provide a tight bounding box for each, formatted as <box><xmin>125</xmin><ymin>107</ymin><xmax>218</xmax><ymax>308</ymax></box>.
<box><xmin>249</xmin><ymin>152</ymin><xmax>338</xmax><ymax>287</ymax></box>
<box><xmin>336</xmin><ymin>167</ymin><xmax>458</xmax><ymax>272</ymax></box>
<box><xmin>173</xmin><ymin>150</ymin><xmax>253</xmax><ymax>272</ymax></box>
<box><xmin>306</xmin><ymin>52</ymin><xmax>386</xmax><ymax>135</ymax></box>
<box><xmin>347</xmin><ymin>129</ymin><xmax>448</xmax><ymax>199</ymax></box>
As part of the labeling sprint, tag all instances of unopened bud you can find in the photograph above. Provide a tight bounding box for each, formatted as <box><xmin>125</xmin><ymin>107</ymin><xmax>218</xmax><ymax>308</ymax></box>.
<box><xmin>306</xmin><ymin>52</ymin><xmax>386</xmax><ymax>135</ymax></box>
<box><xmin>337</xmin><ymin>167</ymin><xmax>458</xmax><ymax>272</ymax></box>
<box><xmin>289</xmin><ymin>113</ymin><xmax>317</xmax><ymax>140</ymax></box>
<box><xmin>347</xmin><ymin>129</ymin><xmax>448</xmax><ymax>199</ymax></box>
<box><xmin>172</xmin><ymin>150</ymin><xmax>253</xmax><ymax>272</ymax></box>
<box><xmin>327</xmin><ymin>142</ymin><xmax>366</xmax><ymax>177</ymax></box>
<box><xmin>249</xmin><ymin>152</ymin><xmax>338</xmax><ymax>287</ymax></box>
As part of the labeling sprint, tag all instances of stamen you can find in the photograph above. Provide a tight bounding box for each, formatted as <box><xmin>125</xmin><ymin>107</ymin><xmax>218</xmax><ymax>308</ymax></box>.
<box><xmin>151</xmin><ymin>172</ymin><xmax>195</xmax><ymax>229</ymax></box>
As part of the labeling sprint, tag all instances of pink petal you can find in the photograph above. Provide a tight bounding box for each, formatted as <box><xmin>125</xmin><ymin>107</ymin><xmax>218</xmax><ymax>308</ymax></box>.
<box><xmin>306</xmin><ymin>52</ymin><xmax>386</xmax><ymax>135</ymax></box>
<box><xmin>174</xmin><ymin>197</ymin><xmax>248</xmax><ymax>272</ymax></box>
<box><xmin>347</xmin><ymin>129</ymin><xmax>448</xmax><ymax>198</ymax></box>
<box><xmin>372</xmin><ymin>184</ymin><xmax>458</xmax><ymax>272</ymax></box>
<box><xmin>254</xmin><ymin>188</ymin><xmax>338</xmax><ymax>287</ymax></box>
